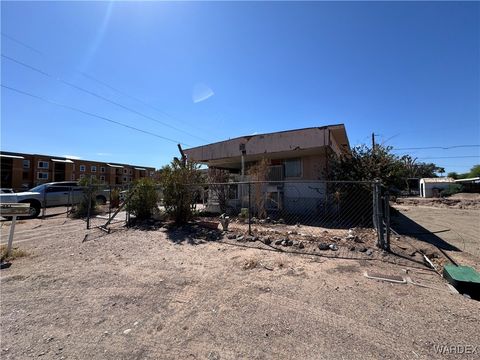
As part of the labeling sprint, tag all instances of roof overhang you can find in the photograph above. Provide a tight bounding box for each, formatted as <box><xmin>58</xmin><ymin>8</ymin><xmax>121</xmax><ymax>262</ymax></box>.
<box><xmin>107</xmin><ymin>163</ymin><xmax>124</xmax><ymax>168</ymax></box>
<box><xmin>185</xmin><ymin>124</ymin><xmax>350</xmax><ymax>164</ymax></box>
<box><xmin>0</xmin><ymin>154</ymin><xmax>25</xmax><ymax>159</ymax></box>
<box><xmin>51</xmin><ymin>158</ymin><xmax>74</xmax><ymax>163</ymax></box>
<box><xmin>134</xmin><ymin>167</ymin><xmax>146</xmax><ymax>171</ymax></box>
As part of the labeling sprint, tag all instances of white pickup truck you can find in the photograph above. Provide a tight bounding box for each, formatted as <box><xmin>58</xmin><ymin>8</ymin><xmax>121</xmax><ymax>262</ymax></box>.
<box><xmin>0</xmin><ymin>181</ymin><xmax>108</xmax><ymax>218</ymax></box>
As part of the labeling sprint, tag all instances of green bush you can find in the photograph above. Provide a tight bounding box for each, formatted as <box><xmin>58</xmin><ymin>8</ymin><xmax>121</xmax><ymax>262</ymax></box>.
<box><xmin>71</xmin><ymin>177</ymin><xmax>98</xmax><ymax>218</ymax></box>
<box><xmin>159</xmin><ymin>159</ymin><xmax>203</xmax><ymax>224</ymax></box>
<box><xmin>126</xmin><ymin>178</ymin><xmax>159</xmax><ymax>220</ymax></box>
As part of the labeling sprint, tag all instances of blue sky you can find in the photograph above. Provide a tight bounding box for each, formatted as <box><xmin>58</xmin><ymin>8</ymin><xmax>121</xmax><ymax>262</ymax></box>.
<box><xmin>1</xmin><ymin>1</ymin><xmax>479</xmax><ymax>172</ymax></box>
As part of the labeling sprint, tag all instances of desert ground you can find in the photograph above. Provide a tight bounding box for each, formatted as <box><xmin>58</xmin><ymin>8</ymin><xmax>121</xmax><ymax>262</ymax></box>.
<box><xmin>0</xmin><ymin>213</ymin><xmax>479</xmax><ymax>360</ymax></box>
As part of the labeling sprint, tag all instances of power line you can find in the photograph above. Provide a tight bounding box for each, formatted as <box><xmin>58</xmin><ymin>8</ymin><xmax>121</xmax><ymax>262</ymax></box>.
<box><xmin>1</xmin><ymin>32</ymin><xmax>43</xmax><ymax>54</ymax></box>
<box><xmin>417</xmin><ymin>156</ymin><xmax>480</xmax><ymax>159</ymax></box>
<box><xmin>2</xmin><ymin>53</ymin><xmax>209</xmax><ymax>144</ymax></box>
<box><xmin>2</xmin><ymin>84</ymin><xmax>189</xmax><ymax>146</ymax></box>
<box><xmin>1</xmin><ymin>32</ymin><xmax>214</xmax><ymax>142</ymax></box>
<box><xmin>392</xmin><ymin>145</ymin><xmax>480</xmax><ymax>151</ymax></box>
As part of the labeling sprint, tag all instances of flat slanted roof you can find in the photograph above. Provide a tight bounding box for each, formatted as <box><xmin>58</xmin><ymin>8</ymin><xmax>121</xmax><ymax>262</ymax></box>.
<box><xmin>184</xmin><ymin>124</ymin><xmax>349</xmax><ymax>164</ymax></box>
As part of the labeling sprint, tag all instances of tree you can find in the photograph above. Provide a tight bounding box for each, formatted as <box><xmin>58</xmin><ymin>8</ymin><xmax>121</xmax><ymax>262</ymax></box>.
<box><xmin>468</xmin><ymin>164</ymin><xmax>480</xmax><ymax>178</ymax></box>
<box><xmin>159</xmin><ymin>158</ymin><xmax>203</xmax><ymax>224</ymax></box>
<box><xmin>126</xmin><ymin>178</ymin><xmax>159</xmax><ymax>220</ymax></box>
<box><xmin>208</xmin><ymin>168</ymin><xmax>230</xmax><ymax>214</ymax></box>
<box><xmin>329</xmin><ymin>144</ymin><xmax>440</xmax><ymax>189</ymax></box>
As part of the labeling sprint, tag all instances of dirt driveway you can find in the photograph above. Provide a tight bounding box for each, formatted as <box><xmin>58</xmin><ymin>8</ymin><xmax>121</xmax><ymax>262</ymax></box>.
<box><xmin>392</xmin><ymin>204</ymin><xmax>480</xmax><ymax>267</ymax></box>
<box><xmin>1</xmin><ymin>217</ymin><xmax>479</xmax><ymax>360</ymax></box>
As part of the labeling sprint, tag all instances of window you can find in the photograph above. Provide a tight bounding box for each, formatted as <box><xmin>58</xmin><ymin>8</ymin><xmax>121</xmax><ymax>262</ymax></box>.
<box><xmin>37</xmin><ymin>172</ymin><xmax>48</xmax><ymax>180</ymax></box>
<box><xmin>100</xmin><ymin>175</ymin><xmax>105</xmax><ymax>182</ymax></box>
<box><xmin>23</xmin><ymin>160</ymin><xmax>30</xmax><ymax>168</ymax></box>
<box><xmin>47</xmin><ymin>186</ymin><xmax>69</xmax><ymax>193</ymax></box>
<box><xmin>123</xmin><ymin>176</ymin><xmax>127</xmax><ymax>182</ymax></box>
<box><xmin>79</xmin><ymin>165</ymin><xmax>86</xmax><ymax>172</ymax></box>
<box><xmin>123</xmin><ymin>169</ymin><xmax>127</xmax><ymax>174</ymax></box>
<box><xmin>100</xmin><ymin>167</ymin><xmax>105</xmax><ymax>173</ymax></box>
<box><xmin>129</xmin><ymin>169</ymin><xmax>132</xmax><ymax>175</ymax></box>
<box><xmin>79</xmin><ymin>174</ymin><xmax>85</xmax><ymax>179</ymax></box>
<box><xmin>38</xmin><ymin>161</ymin><xmax>49</xmax><ymax>169</ymax></box>
<box><xmin>91</xmin><ymin>165</ymin><xmax>97</xmax><ymax>172</ymax></box>
<box><xmin>71</xmin><ymin>174</ymin><xmax>76</xmax><ymax>180</ymax></box>
<box><xmin>284</xmin><ymin>158</ymin><xmax>302</xmax><ymax>178</ymax></box>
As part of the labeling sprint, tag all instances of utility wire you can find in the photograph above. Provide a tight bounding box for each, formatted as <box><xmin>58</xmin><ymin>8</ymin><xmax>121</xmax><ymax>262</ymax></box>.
<box><xmin>393</xmin><ymin>145</ymin><xmax>480</xmax><ymax>151</ymax></box>
<box><xmin>2</xmin><ymin>32</ymin><xmax>214</xmax><ymax>142</ymax></box>
<box><xmin>1</xmin><ymin>32</ymin><xmax>43</xmax><ymax>54</ymax></box>
<box><xmin>2</xmin><ymin>53</ymin><xmax>209</xmax><ymax>144</ymax></box>
<box><xmin>2</xmin><ymin>84</ymin><xmax>190</xmax><ymax>146</ymax></box>
<box><xmin>417</xmin><ymin>156</ymin><xmax>480</xmax><ymax>159</ymax></box>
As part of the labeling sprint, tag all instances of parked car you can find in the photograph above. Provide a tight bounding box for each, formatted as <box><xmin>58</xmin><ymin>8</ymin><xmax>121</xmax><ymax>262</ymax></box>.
<box><xmin>0</xmin><ymin>181</ymin><xmax>108</xmax><ymax>218</ymax></box>
<box><xmin>0</xmin><ymin>188</ymin><xmax>15</xmax><ymax>194</ymax></box>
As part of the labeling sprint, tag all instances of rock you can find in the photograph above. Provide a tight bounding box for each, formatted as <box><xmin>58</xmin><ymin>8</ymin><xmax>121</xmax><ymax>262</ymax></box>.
<box><xmin>332</xmin><ymin>236</ymin><xmax>341</xmax><ymax>241</ymax></box>
<box><xmin>296</xmin><ymin>223</ymin><xmax>301</xmax><ymax>227</ymax></box>
<box><xmin>266</xmin><ymin>217</ymin><xmax>271</xmax><ymax>223</ymax></box>
<box><xmin>298</xmin><ymin>242</ymin><xmax>305</xmax><ymax>249</ymax></box>
<box><xmin>227</xmin><ymin>234</ymin><xmax>236</xmax><ymax>240</ymax></box>
<box><xmin>318</xmin><ymin>243</ymin><xmax>330</xmax><ymax>250</ymax></box>
<box><xmin>349</xmin><ymin>246</ymin><xmax>356</xmax><ymax>251</ymax></box>
<box><xmin>287</xmin><ymin>230</ymin><xmax>298</xmax><ymax>235</ymax></box>
<box><xmin>354</xmin><ymin>236</ymin><xmax>364</xmax><ymax>243</ymax></box>
<box><xmin>278</xmin><ymin>218</ymin><xmax>285</xmax><ymax>224</ymax></box>
<box><xmin>357</xmin><ymin>246</ymin><xmax>367</xmax><ymax>253</ymax></box>
<box><xmin>366</xmin><ymin>249</ymin><xmax>374</xmax><ymax>256</ymax></box>
<box><xmin>123</xmin><ymin>329</ymin><xmax>132</xmax><ymax>335</ymax></box>
<box><xmin>246</xmin><ymin>236</ymin><xmax>255</xmax><ymax>242</ymax></box>
<box><xmin>275</xmin><ymin>239</ymin><xmax>283</xmax><ymax>245</ymax></box>
<box><xmin>236</xmin><ymin>235</ymin><xmax>245</xmax><ymax>242</ymax></box>
<box><xmin>263</xmin><ymin>237</ymin><xmax>272</xmax><ymax>245</ymax></box>
<box><xmin>329</xmin><ymin>244</ymin><xmax>338</xmax><ymax>251</ymax></box>
<box><xmin>259</xmin><ymin>219</ymin><xmax>266</xmax><ymax>224</ymax></box>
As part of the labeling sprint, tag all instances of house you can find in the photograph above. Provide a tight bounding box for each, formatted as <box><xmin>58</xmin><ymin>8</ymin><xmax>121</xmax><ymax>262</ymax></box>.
<box><xmin>419</xmin><ymin>177</ymin><xmax>455</xmax><ymax>198</ymax></box>
<box><xmin>184</xmin><ymin>124</ymin><xmax>350</xmax><ymax>214</ymax></box>
<box><xmin>0</xmin><ymin>151</ymin><xmax>156</xmax><ymax>190</ymax></box>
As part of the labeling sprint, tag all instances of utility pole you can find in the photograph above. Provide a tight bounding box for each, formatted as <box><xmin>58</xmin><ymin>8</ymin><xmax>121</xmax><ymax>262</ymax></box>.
<box><xmin>371</xmin><ymin>132</ymin><xmax>375</xmax><ymax>153</ymax></box>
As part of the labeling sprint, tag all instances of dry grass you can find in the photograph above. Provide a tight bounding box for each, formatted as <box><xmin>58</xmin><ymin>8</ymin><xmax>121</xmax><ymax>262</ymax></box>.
<box><xmin>0</xmin><ymin>245</ymin><xmax>29</xmax><ymax>261</ymax></box>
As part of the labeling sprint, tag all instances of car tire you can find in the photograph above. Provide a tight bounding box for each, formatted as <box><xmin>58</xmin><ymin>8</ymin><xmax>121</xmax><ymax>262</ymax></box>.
<box><xmin>96</xmin><ymin>195</ymin><xmax>107</xmax><ymax>205</ymax></box>
<box><xmin>19</xmin><ymin>201</ymin><xmax>41</xmax><ymax>219</ymax></box>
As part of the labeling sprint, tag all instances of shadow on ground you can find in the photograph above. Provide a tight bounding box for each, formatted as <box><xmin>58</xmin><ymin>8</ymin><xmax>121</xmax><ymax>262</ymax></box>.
<box><xmin>165</xmin><ymin>223</ymin><xmax>223</xmax><ymax>245</ymax></box>
<box><xmin>390</xmin><ymin>209</ymin><xmax>460</xmax><ymax>252</ymax></box>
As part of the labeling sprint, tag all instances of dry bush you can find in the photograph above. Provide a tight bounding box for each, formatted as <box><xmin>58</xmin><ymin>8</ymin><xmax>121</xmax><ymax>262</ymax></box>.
<box><xmin>0</xmin><ymin>245</ymin><xmax>28</xmax><ymax>261</ymax></box>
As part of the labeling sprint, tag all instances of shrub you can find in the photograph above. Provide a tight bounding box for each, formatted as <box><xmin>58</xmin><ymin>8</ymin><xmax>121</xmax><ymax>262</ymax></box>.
<box><xmin>71</xmin><ymin>177</ymin><xmax>98</xmax><ymax>218</ymax></box>
<box><xmin>126</xmin><ymin>178</ymin><xmax>159</xmax><ymax>220</ymax></box>
<box><xmin>110</xmin><ymin>188</ymin><xmax>120</xmax><ymax>208</ymax></box>
<box><xmin>159</xmin><ymin>159</ymin><xmax>203</xmax><ymax>224</ymax></box>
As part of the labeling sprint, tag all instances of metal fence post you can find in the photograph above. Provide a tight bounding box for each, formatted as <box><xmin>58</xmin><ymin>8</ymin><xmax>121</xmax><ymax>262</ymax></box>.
<box><xmin>384</xmin><ymin>191</ymin><xmax>391</xmax><ymax>251</ymax></box>
<box><xmin>248</xmin><ymin>182</ymin><xmax>252</xmax><ymax>235</ymax></box>
<box><xmin>86</xmin><ymin>179</ymin><xmax>92</xmax><ymax>230</ymax></box>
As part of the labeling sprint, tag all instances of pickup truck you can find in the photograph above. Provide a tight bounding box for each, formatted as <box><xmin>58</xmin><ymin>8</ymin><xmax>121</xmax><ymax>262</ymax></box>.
<box><xmin>0</xmin><ymin>181</ymin><xmax>108</xmax><ymax>218</ymax></box>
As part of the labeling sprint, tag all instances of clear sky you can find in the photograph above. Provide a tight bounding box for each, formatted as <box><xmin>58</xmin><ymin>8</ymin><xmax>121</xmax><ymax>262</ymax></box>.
<box><xmin>1</xmin><ymin>1</ymin><xmax>479</xmax><ymax>173</ymax></box>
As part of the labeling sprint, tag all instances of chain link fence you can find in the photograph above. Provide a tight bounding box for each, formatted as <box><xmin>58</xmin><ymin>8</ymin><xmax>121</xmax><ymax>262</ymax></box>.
<box><xmin>189</xmin><ymin>180</ymin><xmax>390</xmax><ymax>250</ymax></box>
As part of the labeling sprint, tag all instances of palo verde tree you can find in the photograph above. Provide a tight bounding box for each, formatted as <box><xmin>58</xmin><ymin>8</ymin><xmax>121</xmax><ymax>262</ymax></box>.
<box><xmin>126</xmin><ymin>177</ymin><xmax>159</xmax><ymax>220</ymax></box>
<box><xmin>159</xmin><ymin>158</ymin><xmax>204</xmax><ymax>224</ymax></box>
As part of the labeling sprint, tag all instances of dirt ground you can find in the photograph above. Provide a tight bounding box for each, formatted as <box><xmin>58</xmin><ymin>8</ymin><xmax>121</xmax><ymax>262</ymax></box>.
<box><xmin>1</xmin><ymin>215</ymin><xmax>479</xmax><ymax>360</ymax></box>
<box><xmin>395</xmin><ymin>193</ymin><xmax>480</xmax><ymax>210</ymax></box>
<box><xmin>391</xmin><ymin>203</ymin><xmax>480</xmax><ymax>267</ymax></box>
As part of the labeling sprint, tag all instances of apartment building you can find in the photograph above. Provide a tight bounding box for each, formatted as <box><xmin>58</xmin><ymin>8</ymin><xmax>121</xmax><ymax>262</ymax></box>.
<box><xmin>0</xmin><ymin>151</ymin><xmax>156</xmax><ymax>190</ymax></box>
